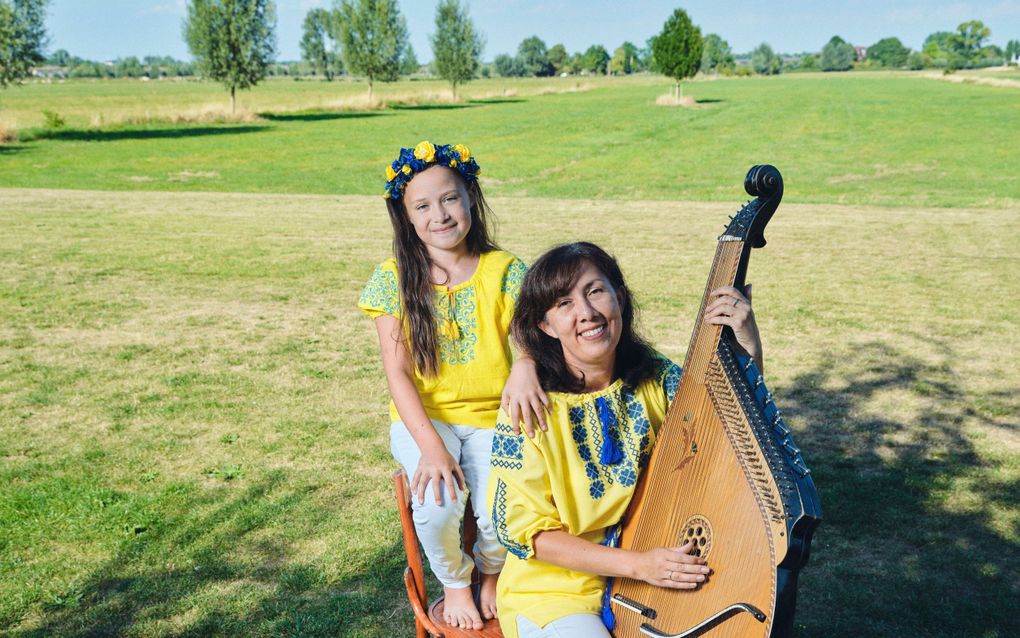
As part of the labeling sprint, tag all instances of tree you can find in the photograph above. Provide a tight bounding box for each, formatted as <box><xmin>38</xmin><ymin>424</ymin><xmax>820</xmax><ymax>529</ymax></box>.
<box><xmin>0</xmin><ymin>0</ymin><xmax>47</xmax><ymax>89</ymax></box>
<box><xmin>493</xmin><ymin>53</ymin><xmax>526</xmax><ymax>77</ymax></box>
<box><xmin>610</xmin><ymin>41</ymin><xmax>640</xmax><ymax>75</ymax></box>
<box><xmin>923</xmin><ymin>31</ymin><xmax>964</xmax><ymax>70</ymax></box>
<box><xmin>300</xmin><ymin>8</ymin><xmax>342</xmax><ymax>80</ymax></box>
<box><xmin>399</xmin><ymin>42</ymin><xmax>418</xmax><ymax>75</ymax></box>
<box><xmin>430</xmin><ymin>0</ymin><xmax>482</xmax><ymax>96</ymax></box>
<box><xmin>700</xmin><ymin>33</ymin><xmax>734</xmax><ymax>74</ymax></box>
<box><xmin>338</xmin><ymin>0</ymin><xmax>407</xmax><ymax>101</ymax></box>
<box><xmin>751</xmin><ymin>43</ymin><xmax>781</xmax><ymax>75</ymax></box>
<box><xmin>582</xmin><ymin>44</ymin><xmax>609</xmax><ymax>75</ymax></box>
<box><xmin>820</xmin><ymin>35</ymin><xmax>855</xmax><ymax>71</ymax></box>
<box><xmin>955</xmin><ymin>20</ymin><xmax>990</xmax><ymax>63</ymax></box>
<box><xmin>518</xmin><ymin>35</ymin><xmax>552</xmax><ymax>76</ymax></box>
<box><xmin>652</xmin><ymin>8</ymin><xmax>703</xmax><ymax>99</ymax></box>
<box><xmin>547</xmin><ymin>43</ymin><xmax>567</xmax><ymax>74</ymax></box>
<box><xmin>115</xmin><ymin>56</ymin><xmax>143</xmax><ymax>78</ymax></box>
<box><xmin>184</xmin><ymin>0</ymin><xmax>276</xmax><ymax>113</ymax></box>
<box><xmin>1006</xmin><ymin>40</ymin><xmax>1020</xmax><ymax>64</ymax></box>
<box><xmin>867</xmin><ymin>37</ymin><xmax>909</xmax><ymax>68</ymax></box>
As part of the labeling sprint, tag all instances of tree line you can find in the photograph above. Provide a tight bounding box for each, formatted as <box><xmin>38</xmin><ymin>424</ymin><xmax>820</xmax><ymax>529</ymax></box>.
<box><xmin>2</xmin><ymin>0</ymin><xmax>1019</xmax><ymax>108</ymax></box>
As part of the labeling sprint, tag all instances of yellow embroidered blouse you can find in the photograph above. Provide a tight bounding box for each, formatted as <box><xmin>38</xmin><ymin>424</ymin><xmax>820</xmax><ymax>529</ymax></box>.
<box><xmin>358</xmin><ymin>249</ymin><xmax>527</xmax><ymax>428</ymax></box>
<box><xmin>487</xmin><ymin>358</ymin><xmax>682</xmax><ymax>637</ymax></box>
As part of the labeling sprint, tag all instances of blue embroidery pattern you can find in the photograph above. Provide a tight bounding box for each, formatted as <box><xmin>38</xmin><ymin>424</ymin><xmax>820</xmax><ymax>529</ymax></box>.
<box><xmin>658</xmin><ymin>358</ymin><xmax>683</xmax><ymax>402</ymax></box>
<box><xmin>434</xmin><ymin>286</ymin><xmax>478</xmax><ymax>365</ymax></box>
<box><xmin>359</xmin><ymin>265</ymin><xmax>401</xmax><ymax>317</ymax></box>
<box><xmin>491</xmin><ymin>478</ymin><xmax>531</xmax><ymax>559</ymax></box>
<box><xmin>568</xmin><ymin>390</ymin><xmax>651</xmax><ymax>499</ymax></box>
<box><xmin>491</xmin><ymin>420</ymin><xmax>524</xmax><ymax>470</ymax></box>
<box><xmin>501</xmin><ymin>258</ymin><xmax>527</xmax><ymax>302</ymax></box>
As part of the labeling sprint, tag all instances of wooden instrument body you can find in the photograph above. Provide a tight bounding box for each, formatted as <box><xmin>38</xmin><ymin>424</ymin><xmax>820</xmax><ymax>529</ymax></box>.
<box><xmin>609</xmin><ymin>167</ymin><xmax>821</xmax><ymax>638</ymax></box>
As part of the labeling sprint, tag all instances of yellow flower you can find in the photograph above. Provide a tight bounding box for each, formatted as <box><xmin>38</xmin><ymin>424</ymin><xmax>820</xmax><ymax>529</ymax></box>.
<box><xmin>414</xmin><ymin>141</ymin><xmax>436</xmax><ymax>163</ymax></box>
<box><xmin>450</xmin><ymin>159</ymin><xmax>458</xmax><ymax>168</ymax></box>
<box><xmin>452</xmin><ymin>143</ymin><xmax>471</xmax><ymax>162</ymax></box>
<box><xmin>385</xmin><ymin>165</ymin><xmax>397</xmax><ymax>181</ymax></box>
<box><xmin>401</xmin><ymin>165</ymin><xmax>412</xmax><ymax>175</ymax></box>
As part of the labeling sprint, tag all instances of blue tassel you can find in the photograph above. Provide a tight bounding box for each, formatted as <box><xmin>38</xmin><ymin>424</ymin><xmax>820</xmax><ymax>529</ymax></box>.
<box><xmin>596</xmin><ymin>397</ymin><xmax>623</xmax><ymax>465</ymax></box>
<box><xmin>598</xmin><ymin>524</ymin><xmax>621</xmax><ymax>630</ymax></box>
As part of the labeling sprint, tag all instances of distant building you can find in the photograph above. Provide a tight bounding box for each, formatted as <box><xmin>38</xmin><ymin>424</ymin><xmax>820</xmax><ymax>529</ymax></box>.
<box><xmin>854</xmin><ymin>46</ymin><xmax>867</xmax><ymax>61</ymax></box>
<box><xmin>32</xmin><ymin>65</ymin><xmax>67</xmax><ymax>79</ymax></box>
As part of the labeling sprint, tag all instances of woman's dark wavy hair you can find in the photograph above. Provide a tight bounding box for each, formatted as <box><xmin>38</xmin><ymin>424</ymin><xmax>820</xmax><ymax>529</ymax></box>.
<box><xmin>511</xmin><ymin>242</ymin><xmax>659</xmax><ymax>393</ymax></box>
<box><xmin>386</xmin><ymin>166</ymin><xmax>498</xmax><ymax>377</ymax></box>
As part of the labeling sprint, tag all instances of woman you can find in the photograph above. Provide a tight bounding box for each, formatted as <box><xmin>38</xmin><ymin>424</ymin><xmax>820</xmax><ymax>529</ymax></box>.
<box><xmin>487</xmin><ymin>242</ymin><xmax>763</xmax><ymax>638</ymax></box>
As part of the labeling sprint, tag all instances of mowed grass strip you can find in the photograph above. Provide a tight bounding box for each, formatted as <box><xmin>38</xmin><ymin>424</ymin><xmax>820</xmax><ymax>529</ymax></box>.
<box><xmin>1</xmin><ymin>187</ymin><xmax>1017</xmax><ymax>637</ymax></box>
<box><xmin>1</xmin><ymin>72</ymin><xmax>1018</xmax><ymax>208</ymax></box>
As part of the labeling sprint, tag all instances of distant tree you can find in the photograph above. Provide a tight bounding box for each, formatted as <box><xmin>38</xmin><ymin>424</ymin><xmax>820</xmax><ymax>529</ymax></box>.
<box><xmin>652</xmin><ymin>8</ymin><xmax>703</xmax><ymax>98</ymax></box>
<box><xmin>47</xmin><ymin>48</ymin><xmax>70</xmax><ymax>66</ymax></box>
<box><xmin>300</xmin><ymin>8</ymin><xmax>342</xmax><ymax>80</ymax></box>
<box><xmin>751</xmin><ymin>43</ymin><xmax>781</xmax><ymax>75</ymax></box>
<box><xmin>400</xmin><ymin>42</ymin><xmax>419</xmax><ymax>75</ymax></box>
<box><xmin>820</xmin><ymin>35</ymin><xmax>855</xmax><ymax>71</ymax></box>
<box><xmin>493</xmin><ymin>53</ymin><xmax>526</xmax><ymax>77</ymax></box>
<box><xmin>700</xmin><ymin>33</ymin><xmax>734</xmax><ymax>74</ymax></box>
<box><xmin>923</xmin><ymin>31</ymin><xmax>964</xmax><ymax>70</ymax></box>
<box><xmin>547</xmin><ymin>43</ymin><xmax>567</xmax><ymax>74</ymax></box>
<box><xmin>184</xmin><ymin>0</ymin><xmax>276</xmax><ymax>113</ymax></box>
<box><xmin>1006</xmin><ymin>39</ymin><xmax>1020</xmax><ymax>64</ymax></box>
<box><xmin>115</xmin><ymin>56</ymin><xmax>143</xmax><ymax>78</ymax></box>
<box><xmin>518</xmin><ymin>35</ymin><xmax>552</xmax><ymax>76</ymax></box>
<box><xmin>610</xmin><ymin>41</ymin><xmax>639</xmax><ymax>74</ymax></box>
<box><xmin>431</xmin><ymin>0</ymin><xmax>482</xmax><ymax>96</ymax></box>
<box><xmin>582</xmin><ymin>44</ymin><xmax>609</xmax><ymax>75</ymax></box>
<box><xmin>566</xmin><ymin>51</ymin><xmax>584</xmax><ymax>75</ymax></box>
<box><xmin>70</xmin><ymin>61</ymin><xmax>103</xmax><ymax>78</ymax></box>
<box><xmin>338</xmin><ymin>0</ymin><xmax>407</xmax><ymax>101</ymax></box>
<box><xmin>867</xmin><ymin>37</ymin><xmax>909</xmax><ymax>68</ymax></box>
<box><xmin>955</xmin><ymin>20</ymin><xmax>990</xmax><ymax>63</ymax></box>
<box><xmin>906</xmin><ymin>50</ymin><xmax>928</xmax><ymax>70</ymax></box>
<box><xmin>0</xmin><ymin>0</ymin><xmax>47</xmax><ymax>89</ymax></box>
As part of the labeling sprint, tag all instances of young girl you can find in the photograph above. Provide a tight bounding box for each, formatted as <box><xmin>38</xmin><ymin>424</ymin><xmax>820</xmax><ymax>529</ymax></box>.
<box><xmin>358</xmin><ymin>141</ymin><xmax>541</xmax><ymax>630</ymax></box>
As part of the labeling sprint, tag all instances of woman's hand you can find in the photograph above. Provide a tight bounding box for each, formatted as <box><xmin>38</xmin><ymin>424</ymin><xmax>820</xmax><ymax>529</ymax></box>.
<box><xmin>412</xmin><ymin>445</ymin><xmax>466</xmax><ymax>506</ymax></box>
<box><xmin>704</xmin><ymin>284</ymin><xmax>763</xmax><ymax>370</ymax></box>
<box><xmin>633</xmin><ymin>541</ymin><xmax>710</xmax><ymax>590</ymax></box>
<box><xmin>501</xmin><ymin>357</ymin><xmax>549</xmax><ymax>438</ymax></box>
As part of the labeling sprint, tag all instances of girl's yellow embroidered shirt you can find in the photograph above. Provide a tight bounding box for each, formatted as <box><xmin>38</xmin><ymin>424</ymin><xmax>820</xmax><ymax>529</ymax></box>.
<box><xmin>487</xmin><ymin>358</ymin><xmax>682</xmax><ymax>637</ymax></box>
<box><xmin>358</xmin><ymin>249</ymin><xmax>526</xmax><ymax>428</ymax></box>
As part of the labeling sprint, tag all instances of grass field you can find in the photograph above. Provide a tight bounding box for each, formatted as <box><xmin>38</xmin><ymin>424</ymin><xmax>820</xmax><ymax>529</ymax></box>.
<box><xmin>1</xmin><ymin>72</ymin><xmax>1019</xmax><ymax>637</ymax></box>
<box><xmin>1</xmin><ymin>72</ymin><xmax>1019</xmax><ymax>207</ymax></box>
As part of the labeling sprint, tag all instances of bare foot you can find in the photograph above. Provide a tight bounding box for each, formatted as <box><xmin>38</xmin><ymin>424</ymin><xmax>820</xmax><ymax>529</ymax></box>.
<box><xmin>443</xmin><ymin>585</ymin><xmax>482</xmax><ymax>629</ymax></box>
<box><xmin>479</xmin><ymin>572</ymin><xmax>499</xmax><ymax>620</ymax></box>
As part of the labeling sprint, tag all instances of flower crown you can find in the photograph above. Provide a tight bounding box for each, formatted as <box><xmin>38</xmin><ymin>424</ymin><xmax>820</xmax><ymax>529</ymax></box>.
<box><xmin>384</xmin><ymin>141</ymin><xmax>481</xmax><ymax>200</ymax></box>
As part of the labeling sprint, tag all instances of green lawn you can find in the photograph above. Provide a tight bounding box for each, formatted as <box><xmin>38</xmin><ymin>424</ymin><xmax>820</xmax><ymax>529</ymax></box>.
<box><xmin>1</xmin><ymin>72</ymin><xmax>1018</xmax><ymax>637</ymax></box>
<box><xmin>1</xmin><ymin>72</ymin><xmax>1018</xmax><ymax>207</ymax></box>
<box><xmin>1</xmin><ymin>185</ymin><xmax>1017</xmax><ymax>637</ymax></box>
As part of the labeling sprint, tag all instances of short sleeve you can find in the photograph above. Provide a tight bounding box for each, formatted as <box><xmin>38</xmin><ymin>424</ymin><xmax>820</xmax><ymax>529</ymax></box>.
<box><xmin>358</xmin><ymin>262</ymin><xmax>402</xmax><ymax>319</ymax></box>
<box><xmin>655</xmin><ymin>356</ymin><xmax>683</xmax><ymax>402</ymax></box>
<box><xmin>488</xmin><ymin>412</ymin><xmax>561</xmax><ymax>560</ymax></box>
<box><xmin>500</xmin><ymin>258</ymin><xmax>527</xmax><ymax>305</ymax></box>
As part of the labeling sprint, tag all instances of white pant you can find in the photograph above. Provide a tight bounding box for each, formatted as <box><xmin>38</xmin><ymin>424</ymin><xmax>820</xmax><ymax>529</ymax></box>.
<box><xmin>517</xmin><ymin>614</ymin><xmax>611</xmax><ymax>638</ymax></box>
<box><xmin>390</xmin><ymin>420</ymin><xmax>505</xmax><ymax>588</ymax></box>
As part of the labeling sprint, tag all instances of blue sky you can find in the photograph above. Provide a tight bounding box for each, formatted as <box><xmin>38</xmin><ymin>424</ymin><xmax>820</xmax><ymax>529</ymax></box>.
<box><xmin>48</xmin><ymin>0</ymin><xmax>1020</xmax><ymax>62</ymax></box>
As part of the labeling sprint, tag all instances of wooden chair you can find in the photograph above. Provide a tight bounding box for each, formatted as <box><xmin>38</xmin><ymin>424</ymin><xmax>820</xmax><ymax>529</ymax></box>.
<box><xmin>393</xmin><ymin>469</ymin><xmax>504</xmax><ymax>638</ymax></box>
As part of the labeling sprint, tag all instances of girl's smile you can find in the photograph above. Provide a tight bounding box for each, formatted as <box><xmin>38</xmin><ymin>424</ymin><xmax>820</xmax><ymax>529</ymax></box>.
<box><xmin>403</xmin><ymin>166</ymin><xmax>474</xmax><ymax>257</ymax></box>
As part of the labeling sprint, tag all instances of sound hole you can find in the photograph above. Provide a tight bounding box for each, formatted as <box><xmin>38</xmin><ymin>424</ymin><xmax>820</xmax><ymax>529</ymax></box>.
<box><xmin>680</xmin><ymin>515</ymin><xmax>714</xmax><ymax>559</ymax></box>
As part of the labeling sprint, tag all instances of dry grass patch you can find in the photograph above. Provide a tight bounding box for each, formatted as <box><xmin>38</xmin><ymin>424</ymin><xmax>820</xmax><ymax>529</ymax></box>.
<box><xmin>0</xmin><ymin>123</ymin><xmax>18</xmax><ymax>143</ymax></box>
<box><xmin>655</xmin><ymin>93</ymin><xmax>697</xmax><ymax>107</ymax></box>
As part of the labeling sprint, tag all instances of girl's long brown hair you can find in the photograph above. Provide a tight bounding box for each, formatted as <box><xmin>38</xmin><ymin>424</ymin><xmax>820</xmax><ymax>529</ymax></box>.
<box><xmin>510</xmin><ymin>242</ymin><xmax>659</xmax><ymax>393</ymax></box>
<box><xmin>385</xmin><ymin>167</ymin><xmax>498</xmax><ymax>376</ymax></box>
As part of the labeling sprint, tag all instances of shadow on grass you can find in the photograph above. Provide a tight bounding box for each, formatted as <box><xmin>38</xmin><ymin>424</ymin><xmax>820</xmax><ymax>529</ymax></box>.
<box><xmin>696</xmin><ymin>98</ymin><xmax>724</xmax><ymax>104</ymax></box>
<box><xmin>468</xmin><ymin>97</ymin><xmax>526</xmax><ymax>105</ymax></box>
<box><xmin>30</xmin><ymin>125</ymin><xmax>270</xmax><ymax>143</ymax></box>
<box><xmin>783</xmin><ymin>341</ymin><xmax>1018</xmax><ymax>637</ymax></box>
<box><xmin>10</xmin><ymin>470</ymin><xmax>410</xmax><ymax>638</ymax></box>
<box><xmin>259</xmin><ymin>111</ymin><xmax>391</xmax><ymax>123</ymax></box>
<box><xmin>389</xmin><ymin>103</ymin><xmax>477</xmax><ymax>111</ymax></box>
<box><xmin>0</xmin><ymin>144</ymin><xmax>28</xmax><ymax>154</ymax></box>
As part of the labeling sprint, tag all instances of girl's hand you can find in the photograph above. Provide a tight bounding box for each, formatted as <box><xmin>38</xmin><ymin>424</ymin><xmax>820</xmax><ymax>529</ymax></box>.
<box><xmin>633</xmin><ymin>541</ymin><xmax>710</xmax><ymax>590</ymax></box>
<box><xmin>412</xmin><ymin>446</ymin><xmax>466</xmax><ymax>506</ymax></box>
<box><xmin>704</xmin><ymin>284</ymin><xmax>762</xmax><ymax>368</ymax></box>
<box><xmin>501</xmin><ymin>357</ymin><xmax>549</xmax><ymax>438</ymax></box>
